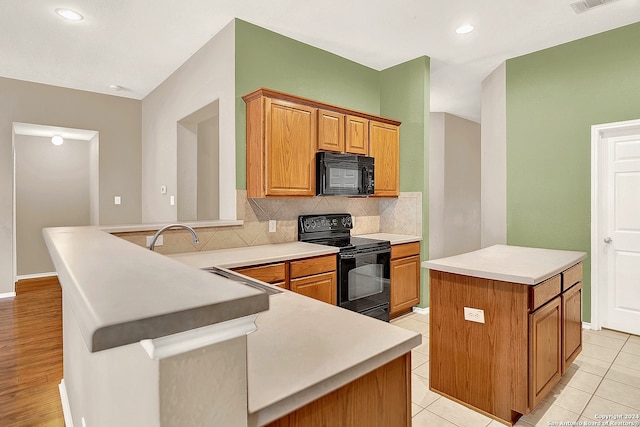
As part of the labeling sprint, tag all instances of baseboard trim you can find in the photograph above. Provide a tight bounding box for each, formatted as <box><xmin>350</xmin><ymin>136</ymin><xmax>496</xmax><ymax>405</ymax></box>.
<box><xmin>16</xmin><ymin>272</ymin><xmax>57</xmax><ymax>281</ymax></box>
<box><xmin>412</xmin><ymin>306</ymin><xmax>430</xmax><ymax>316</ymax></box>
<box><xmin>582</xmin><ymin>322</ymin><xmax>592</xmax><ymax>330</ymax></box>
<box><xmin>59</xmin><ymin>379</ymin><xmax>74</xmax><ymax>427</ymax></box>
<box><xmin>0</xmin><ymin>292</ymin><xmax>16</xmax><ymax>299</ymax></box>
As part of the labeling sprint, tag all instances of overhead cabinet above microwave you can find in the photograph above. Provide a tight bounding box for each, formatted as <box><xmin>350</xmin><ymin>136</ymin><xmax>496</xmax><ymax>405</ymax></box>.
<box><xmin>243</xmin><ymin>88</ymin><xmax>401</xmax><ymax>198</ymax></box>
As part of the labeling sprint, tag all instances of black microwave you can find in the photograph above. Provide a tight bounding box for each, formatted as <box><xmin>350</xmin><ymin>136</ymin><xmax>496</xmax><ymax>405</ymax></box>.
<box><xmin>316</xmin><ymin>152</ymin><xmax>375</xmax><ymax>196</ymax></box>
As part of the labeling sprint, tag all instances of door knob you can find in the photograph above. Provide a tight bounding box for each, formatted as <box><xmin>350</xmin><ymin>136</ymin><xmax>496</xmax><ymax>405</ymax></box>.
<box><xmin>604</xmin><ymin>237</ymin><xmax>613</xmax><ymax>244</ymax></box>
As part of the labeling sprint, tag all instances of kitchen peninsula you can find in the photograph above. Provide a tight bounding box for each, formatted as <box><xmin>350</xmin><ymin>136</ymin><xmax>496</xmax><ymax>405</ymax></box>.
<box><xmin>423</xmin><ymin>245</ymin><xmax>587</xmax><ymax>426</ymax></box>
<box><xmin>44</xmin><ymin>226</ymin><xmax>420</xmax><ymax>427</ymax></box>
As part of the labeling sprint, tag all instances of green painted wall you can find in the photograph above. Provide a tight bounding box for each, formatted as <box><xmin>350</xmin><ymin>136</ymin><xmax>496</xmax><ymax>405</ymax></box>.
<box><xmin>234</xmin><ymin>19</ymin><xmax>380</xmax><ymax>189</ymax></box>
<box><xmin>380</xmin><ymin>57</ymin><xmax>430</xmax><ymax>306</ymax></box>
<box><xmin>506</xmin><ymin>22</ymin><xmax>640</xmax><ymax>322</ymax></box>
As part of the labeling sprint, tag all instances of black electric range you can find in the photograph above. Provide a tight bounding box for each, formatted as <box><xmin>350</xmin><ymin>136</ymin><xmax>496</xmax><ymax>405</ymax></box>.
<box><xmin>298</xmin><ymin>213</ymin><xmax>391</xmax><ymax>321</ymax></box>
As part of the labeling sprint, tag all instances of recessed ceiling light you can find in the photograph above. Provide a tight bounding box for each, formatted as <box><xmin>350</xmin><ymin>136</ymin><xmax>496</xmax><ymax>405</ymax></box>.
<box><xmin>456</xmin><ymin>24</ymin><xmax>475</xmax><ymax>35</ymax></box>
<box><xmin>51</xmin><ymin>135</ymin><xmax>64</xmax><ymax>146</ymax></box>
<box><xmin>55</xmin><ymin>8</ymin><xmax>83</xmax><ymax>21</ymax></box>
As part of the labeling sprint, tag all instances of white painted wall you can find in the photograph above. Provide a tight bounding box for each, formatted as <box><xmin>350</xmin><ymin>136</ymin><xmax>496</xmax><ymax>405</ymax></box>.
<box><xmin>480</xmin><ymin>62</ymin><xmax>507</xmax><ymax>247</ymax></box>
<box><xmin>429</xmin><ymin>112</ymin><xmax>481</xmax><ymax>258</ymax></box>
<box><xmin>142</xmin><ymin>20</ymin><xmax>235</xmax><ymax>223</ymax></box>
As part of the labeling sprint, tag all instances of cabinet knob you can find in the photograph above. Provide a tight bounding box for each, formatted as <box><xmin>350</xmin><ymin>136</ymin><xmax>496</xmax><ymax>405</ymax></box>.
<box><xmin>604</xmin><ymin>237</ymin><xmax>613</xmax><ymax>244</ymax></box>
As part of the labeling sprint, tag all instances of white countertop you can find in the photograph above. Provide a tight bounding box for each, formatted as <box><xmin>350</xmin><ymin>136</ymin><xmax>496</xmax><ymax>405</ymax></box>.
<box><xmin>46</xmin><ymin>227</ymin><xmax>421</xmax><ymax>425</ymax></box>
<box><xmin>357</xmin><ymin>233</ymin><xmax>422</xmax><ymax>245</ymax></box>
<box><xmin>43</xmin><ymin>226</ymin><xmax>269</xmax><ymax>352</ymax></box>
<box><xmin>245</xmin><ymin>290</ymin><xmax>420</xmax><ymax>426</ymax></box>
<box><xmin>168</xmin><ymin>240</ymin><xmax>421</xmax><ymax>425</ymax></box>
<box><xmin>168</xmin><ymin>241</ymin><xmax>339</xmax><ymax>269</ymax></box>
<box><xmin>422</xmin><ymin>244</ymin><xmax>587</xmax><ymax>285</ymax></box>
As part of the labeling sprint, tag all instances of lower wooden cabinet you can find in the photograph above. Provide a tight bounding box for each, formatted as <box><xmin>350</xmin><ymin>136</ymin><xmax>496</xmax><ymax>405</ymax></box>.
<box><xmin>233</xmin><ymin>254</ymin><xmax>337</xmax><ymax>305</ymax></box>
<box><xmin>529</xmin><ymin>296</ymin><xmax>562</xmax><ymax>409</ymax></box>
<box><xmin>265</xmin><ymin>353</ymin><xmax>411</xmax><ymax>427</ymax></box>
<box><xmin>390</xmin><ymin>242</ymin><xmax>421</xmax><ymax>318</ymax></box>
<box><xmin>562</xmin><ymin>282</ymin><xmax>583</xmax><ymax>373</ymax></box>
<box><xmin>290</xmin><ymin>254</ymin><xmax>337</xmax><ymax>305</ymax></box>
<box><xmin>290</xmin><ymin>271</ymin><xmax>337</xmax><ymax>305</ymax></box>
<box><xmin>430</xmin><ymin>261</ymin><xmax>584</xmax><ymax>424</ymax></box>
<box><xmin>232</xmin><ymin>262</ymin><xmax>287</xmax><ymax>289</ymax></box>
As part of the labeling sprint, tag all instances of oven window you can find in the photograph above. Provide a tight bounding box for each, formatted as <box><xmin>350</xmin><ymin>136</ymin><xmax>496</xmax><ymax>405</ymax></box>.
<box><xmin>348</xmin><ymin>264</ymin><xmax>384</xmax><ymax>300</ymax></box>
<box><xmin>328</xmin><ymin>165</ymin><xmax>359</xmax><ymax>189</ymax></box>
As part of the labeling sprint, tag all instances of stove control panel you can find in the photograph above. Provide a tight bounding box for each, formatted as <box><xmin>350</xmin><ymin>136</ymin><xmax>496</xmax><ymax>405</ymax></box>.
<box><xmin>298</xmin><ymin>213</ymin><xmax>352</xmax><ymax>235</ymax></box>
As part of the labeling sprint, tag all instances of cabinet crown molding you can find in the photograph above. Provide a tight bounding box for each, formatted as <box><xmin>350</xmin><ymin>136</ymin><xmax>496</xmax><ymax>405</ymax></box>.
<box><xmin>242</xmin><ymin>88</ymin><xmax>401</xmax><ymax>126</ymax></box>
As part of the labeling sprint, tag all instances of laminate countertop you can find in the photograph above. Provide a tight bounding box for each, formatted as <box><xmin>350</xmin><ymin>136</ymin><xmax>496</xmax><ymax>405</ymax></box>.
<box><xmin>356</xmin><ymin>233</ymin><xmax>422</xmax><ymax>245</ymax></box>
<box><xmin>422</xmin><ymin>244</ymin><xmax>587</xmax><ymax>285</ymax></box>
<box><xmin>167</xmin><ymin>241</ymin><xmax>421</xmax><ymax>426</ymax></box>
<box><xmin>42</xmin><ymin>226</ymin><xmax>270</xmax><ymax>353</ymax></box>
<box><xmin>45</xmin><ymin>228</ymin><xmax>421</xmax><ymax>426</ymax></box>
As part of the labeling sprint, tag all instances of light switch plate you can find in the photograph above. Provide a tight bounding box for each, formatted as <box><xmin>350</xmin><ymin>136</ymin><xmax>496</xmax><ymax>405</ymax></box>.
<box><xmin>463</xmin><ymin>307</ymin><xmax>485</xmax><ymax>323</ymax></box>
<box><xmin>114</xmin><ymin>195</ymin><xmax>121</xmax><ymax>205</ymax></box>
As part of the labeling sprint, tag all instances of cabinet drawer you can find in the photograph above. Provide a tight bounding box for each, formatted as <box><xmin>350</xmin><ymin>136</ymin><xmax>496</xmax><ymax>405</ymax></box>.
<box><xmin>530</xmin><ymin>275</ymin><xmax>561</xmax><ymax>311</ymax></box>
<box><xmin>290</xmin><ymin>254</ymin><xmax>336</xmax><ymax>279</ymax></box>
<box><xmin>233</xmin><ymin>262</ymin><xmax>286</xmax><ymax>284</ymax></box>
<box><xmin>391</xmin><ymin>242</ymin><xmax>420</xmax><ymax>259</ymax></box>
<box><xmin>562</xmin><ymin>262</ymin><xmax>583</xmax><ymax>292</ymax></box>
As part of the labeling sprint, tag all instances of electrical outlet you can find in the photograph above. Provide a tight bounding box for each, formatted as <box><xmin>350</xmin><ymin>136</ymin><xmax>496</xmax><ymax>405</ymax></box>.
<box><xmin>114</xmin><ymin>195</ymin><xmax>121</xmax><ymax>205</ymax></box>
<box><xmin>463</xmin><ymin>307</ymin><xmax>485</xmax><ymax>324</ymax></box>
<box><xmin>268</xmin><ymin>220</ymin><xmax>277</xmax><ymax>233</ymax></box>
<box><xmin>146</xmin><ymin>235</ymin><xmax>163</xmax><ymax>247</ymax></box>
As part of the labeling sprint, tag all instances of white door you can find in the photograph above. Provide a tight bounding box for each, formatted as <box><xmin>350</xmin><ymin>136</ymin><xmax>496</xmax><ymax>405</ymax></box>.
<box><xmin>593</xmin><ymin>120</ymin><xmax>640</xmax><ymax>335</ymax></box>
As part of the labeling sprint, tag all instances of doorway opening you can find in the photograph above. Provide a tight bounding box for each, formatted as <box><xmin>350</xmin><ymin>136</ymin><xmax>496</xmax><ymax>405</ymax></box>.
<box><xmin>176</xmin><ymin>100</ymin><xmax>220</xmax><ymax>222</ymax></box>
<box><xmin>12</xmin><ymin>123</ymin><xmax>99</xmax><ymax>281</ymax></box>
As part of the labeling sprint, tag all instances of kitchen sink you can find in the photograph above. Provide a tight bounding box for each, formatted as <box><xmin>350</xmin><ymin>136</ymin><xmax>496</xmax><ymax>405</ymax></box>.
<box><xmin>203</xmin><ymin>266</ymin><xmax>283</xmax><ymax>296</ymax></box>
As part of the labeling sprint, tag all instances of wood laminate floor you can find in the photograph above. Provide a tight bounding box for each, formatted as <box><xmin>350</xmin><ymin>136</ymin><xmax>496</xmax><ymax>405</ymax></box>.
<box><xmin>0</xmin><ymin>277</ymin><xmax>64</xmax><ymax>426</ymax></box>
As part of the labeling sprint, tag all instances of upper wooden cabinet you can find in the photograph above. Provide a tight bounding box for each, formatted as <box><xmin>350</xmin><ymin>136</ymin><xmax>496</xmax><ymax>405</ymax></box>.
<box><xmin>318</xmin><ymin>109</ymin><xmax>345</xmax><ymax>152</ymax></box>
<box><xmin>245</xmin><ymin>93</ymin><xmax>317</xmax><ymax>198</ymax></box>
<box><xmin>243</xmin><ymin>88</ymin><xmax>401</xmax><ymax>198</ymax></box>
<box><xmin>369</xmin><ymin>121</ymin><xmax>400</xmax><ymax>197</ymax></box>
<box><xmin>345</xmin><ymin>115</ymin><xmax>369</xmax><ymax>155</ymax></box>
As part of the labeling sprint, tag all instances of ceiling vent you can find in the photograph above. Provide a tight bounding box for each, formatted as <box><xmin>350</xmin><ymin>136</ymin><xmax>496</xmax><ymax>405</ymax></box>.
<box><xmin>570</xmin><ymin>0</ymin><xmax>616</xmax><ymax>13</ymax></box>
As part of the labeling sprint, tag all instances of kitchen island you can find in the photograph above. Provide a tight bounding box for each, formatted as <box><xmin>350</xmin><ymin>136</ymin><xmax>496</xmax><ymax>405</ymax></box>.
<box><xmin>423</xmin><ymin>245</ymin><xmax>587</xmax><ymax>426</ymax></box>
<box><xmin>44</xmin><ymin>226</ymin><xmax>420</xmax><ymax>427</ymax></box>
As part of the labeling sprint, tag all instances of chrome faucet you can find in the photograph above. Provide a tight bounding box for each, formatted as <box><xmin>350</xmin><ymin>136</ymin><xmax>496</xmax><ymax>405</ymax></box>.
<box><xmin>148</xmin><ymin>224</ymin><xmax>199</xmax><ymax>251</ymax></box>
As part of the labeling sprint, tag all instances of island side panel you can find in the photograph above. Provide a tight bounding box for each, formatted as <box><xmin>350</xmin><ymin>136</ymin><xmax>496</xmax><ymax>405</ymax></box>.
<box><xmin>429</xmin><ymin>270</ymin><xmax>529</xmax><ymax>423</ymax></box>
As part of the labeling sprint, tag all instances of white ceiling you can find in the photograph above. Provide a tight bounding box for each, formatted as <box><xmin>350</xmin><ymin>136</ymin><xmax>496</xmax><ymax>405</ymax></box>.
<box><xmin>2</xmin><ymin>1</ymin><xmax>639</xmax><ymax>123</ymax></box>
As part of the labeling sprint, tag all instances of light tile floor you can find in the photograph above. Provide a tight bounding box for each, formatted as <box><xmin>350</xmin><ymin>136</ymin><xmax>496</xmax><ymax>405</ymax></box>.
<box><xmin>391</xmin><ymin>312</ymin><xmax>640</xmax><ymax>427</ymax></box>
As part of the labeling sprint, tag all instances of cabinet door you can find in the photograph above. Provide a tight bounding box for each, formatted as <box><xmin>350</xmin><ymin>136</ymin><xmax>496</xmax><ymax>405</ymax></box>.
<box><xmin>317</xmin><ymin>109</ymin><xmax>344</xmax><ymax>152</ymax></box>
<box><xmin>390</xmin><ymin>255</ymin><xmax>420</xmax><ymax>317</ymax></box>
<box><xmin>369</xmin><ymin>121</ymin><xmax>399</xmax><ymax>197</ymax></box>
<box><xmin>265</xmin><ymin>98</ymin><xmax>317</xmax><ymax>196</ymax></box>
<box><xmin>290</xmin><ymin>271</ymin><xmax>337</xmax><ymax>305</ymax></box>
<box><xmin>345</xmin><ymin>115</ymin><xmax>369</xmax><ymax>155</ymax></box>
<box><xmin>529</xmin><ymin>296</ymin><xmax>562</xmax><ymax>409</ymax></box>
<box><xmin>562</xmin><ymin>282</ymin><xmax>582</xmax><ymax>373</ymax></box>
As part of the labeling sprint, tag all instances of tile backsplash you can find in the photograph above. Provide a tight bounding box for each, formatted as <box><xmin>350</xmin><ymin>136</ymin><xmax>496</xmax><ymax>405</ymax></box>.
<box><xmin>114</xmin><ymin>191</ymin><xmax>422</xmax><ymax>255</ymax></box>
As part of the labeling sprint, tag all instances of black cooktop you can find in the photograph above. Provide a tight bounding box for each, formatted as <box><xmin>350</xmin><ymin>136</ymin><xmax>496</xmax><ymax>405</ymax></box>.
<box><xmin>298</xmin><ymin>214</ymin><xmax>390</xmax><ymax>252</ymax></box>
<box><xmin>304</xmin><ymin>236</ymin><xmax>387</xmax><ymax>250</ymax></box>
